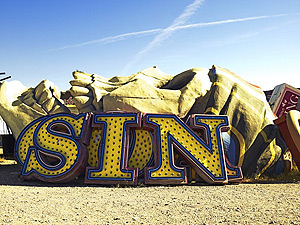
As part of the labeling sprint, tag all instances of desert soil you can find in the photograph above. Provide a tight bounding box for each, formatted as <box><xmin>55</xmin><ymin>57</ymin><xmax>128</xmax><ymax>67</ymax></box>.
<box><xmin>0</xmin><ymin>163</ymin><xmax>300</xmax><ymax>225</ymax></box>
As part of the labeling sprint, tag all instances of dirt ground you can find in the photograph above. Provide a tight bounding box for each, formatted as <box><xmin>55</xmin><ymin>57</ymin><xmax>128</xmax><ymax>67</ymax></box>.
<box><xmin>0</xmin><ymin>163</ymin><xmax>300</xmax><ymax>225</ymax></box>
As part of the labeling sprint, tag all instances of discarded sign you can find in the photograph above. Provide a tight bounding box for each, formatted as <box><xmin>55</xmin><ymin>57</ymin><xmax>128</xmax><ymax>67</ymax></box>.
<box><xmin>15</xmin><ymin>112</ymin><xmax>242</xmax><ymax>185</ymax></box>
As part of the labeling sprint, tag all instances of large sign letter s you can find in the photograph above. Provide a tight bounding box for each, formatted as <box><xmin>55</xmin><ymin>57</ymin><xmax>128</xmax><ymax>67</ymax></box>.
<box><xmin>15</xmin><ymin>113</ymin><xmax>90</xmax><ymax>183</ymax></box>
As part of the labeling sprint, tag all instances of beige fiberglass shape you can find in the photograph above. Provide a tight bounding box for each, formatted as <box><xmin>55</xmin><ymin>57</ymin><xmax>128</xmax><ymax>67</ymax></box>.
<box><xmin>0</xmin><ymin>80</ymin><xmax>70</xmax><ymax>138</ymax></box>
<box><xmin>0</xmin><ymin>66</ymin><xmax>211</xmax><ymax>138</ymax></box>
<box><xmin>0</xmin><ymin>65</ymin><xmax>286</xmax><ymax>177</ymax></box>
<box><xmin>69</xmin><ymin>66</ymin><xmax>211</xmax><ymax>117</ymax></box>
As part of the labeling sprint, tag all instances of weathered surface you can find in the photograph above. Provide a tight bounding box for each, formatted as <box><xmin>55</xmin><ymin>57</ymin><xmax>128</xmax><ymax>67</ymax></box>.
<box><xmin>70</xmin><ymin>65</ymin><xmax>286</xmax><ymax>178</ymax></box>
<box><xmin>0</xmin><ymin>80</ymin><xmax>70</xmax><ymax>138</ymax></box>
<box><xmin>199</xmin><ymin>66</ymin><xmax>285</xmax><ymax>178</ymax></box>
<box><xmin>0</xmin><ymin>65</ymin><xmax>288</xmax><ymax>178</ymax></box>
<box><xmin>70</xmin><ymin>67</ymin><xmax>211</xmax><ymax>117</ymax></box>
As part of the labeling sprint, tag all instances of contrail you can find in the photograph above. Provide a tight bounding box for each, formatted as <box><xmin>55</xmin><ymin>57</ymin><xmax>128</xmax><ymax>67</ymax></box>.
<box><xmin>46</xmin><ymin>0</ymin><xmax>204</xmax><ymax>53</ymax></box>
<box><xmin>172</xmin><ymin>14</ymin><xmax>285</xmax><ymax>31</ymax></box>
<box><xmin>46</xmin><ymin>28</ymin><xmax>163</xmax><ymax>52</ymax></box>
<box><xmin>46</xmin><ymin>13</ymin><xmax>285</xmax><ymax>53</ymax></box>
<box><xmin>122</xmin><ymin>0</ymin><xmax>205</xmax><ymax>75</ymax></box>
<box><xmin>122</xmin><ymin>13</ymin><xmax>285</xmax><ymax>74</ymax></box>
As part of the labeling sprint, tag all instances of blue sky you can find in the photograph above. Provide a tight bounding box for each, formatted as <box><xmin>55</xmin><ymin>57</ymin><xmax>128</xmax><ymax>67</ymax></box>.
<box><xmin>1</xmin><ymin>0</ymin><xmax>299</xmax><ymax>91</ymax></box>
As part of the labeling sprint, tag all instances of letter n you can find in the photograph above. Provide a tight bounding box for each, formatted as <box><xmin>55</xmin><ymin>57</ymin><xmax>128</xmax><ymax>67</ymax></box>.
<box><xmin>144</xmin><ymin>114</ymin><xmax>230</xmax><ymax>184</ymax></box>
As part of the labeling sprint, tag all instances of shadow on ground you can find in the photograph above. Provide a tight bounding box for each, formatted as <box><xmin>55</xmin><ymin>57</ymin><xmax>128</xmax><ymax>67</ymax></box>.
<box><xmin>0</xmin><ymin>163</ymin><xmax>89</xmax><ymax>187</ymax></box>
<box><xmin>1</xmin><ymin>160</ymin><xmax>299</xmax><ymax>188</ymax></box>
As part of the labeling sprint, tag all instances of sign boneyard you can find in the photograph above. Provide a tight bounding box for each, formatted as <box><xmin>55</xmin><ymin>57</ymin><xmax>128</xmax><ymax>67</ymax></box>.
<box><xmin>2</xmin><ymin>65</ymin><xmax>297</xmax><ymax>186</ymax></box>
<box><xmin>15</xmin><ymin>112</ymin><xmax>242</xmax><ymax>185</ymax></box>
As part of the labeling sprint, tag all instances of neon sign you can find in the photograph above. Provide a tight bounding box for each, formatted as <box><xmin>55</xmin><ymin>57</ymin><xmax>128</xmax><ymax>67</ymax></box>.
<box><xmin>15</xmin><ymin>112</ymin><xmax>242</xmax><ymax>185</ymax></box>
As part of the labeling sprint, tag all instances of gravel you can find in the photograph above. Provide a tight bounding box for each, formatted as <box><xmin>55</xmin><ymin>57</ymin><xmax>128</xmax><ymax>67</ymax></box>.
<box><xmin>0</xmin><ymin>164</ymin><xmax>300</xmax><ymax>224</ymax></box>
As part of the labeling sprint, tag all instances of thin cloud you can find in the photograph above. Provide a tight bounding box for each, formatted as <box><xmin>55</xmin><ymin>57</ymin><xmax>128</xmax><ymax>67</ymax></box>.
<box><xmin>122</xmin><ymin>0</ymin><xmax>205</xmax><ymax>75</ymax></box>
